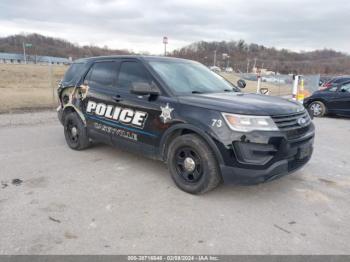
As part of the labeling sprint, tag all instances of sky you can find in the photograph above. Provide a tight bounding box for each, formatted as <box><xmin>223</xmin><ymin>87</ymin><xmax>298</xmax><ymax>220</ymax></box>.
<box><xmin>0</xmin><ymin>0</ymin><xmax>349</xmax><ymax>54</ymax></box>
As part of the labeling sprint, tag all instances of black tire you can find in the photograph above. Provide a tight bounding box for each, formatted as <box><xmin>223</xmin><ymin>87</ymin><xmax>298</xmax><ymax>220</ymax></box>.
<box><xmin>63</xmin><ymin>112</ymin><xmax>90</xmax><ymax>150</ymax></box>
<box><xmin>308</xmin><ymin>101</ymin><xmax>326</xmax><ymax>117</ymax></box>
<box><xmin>167</xmin><ymin>134</ymin><xmax>222</xmax><ymax>194</ymax></box>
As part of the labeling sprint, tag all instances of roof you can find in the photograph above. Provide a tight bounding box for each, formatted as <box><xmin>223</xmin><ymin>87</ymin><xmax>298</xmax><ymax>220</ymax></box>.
<box><xmin>0</xmin><ymin>52</ymin><xmax>71</xmax><ymax>63</ymax></box>
<box><xmin>74</xmin><ymin>55</ymin><xmax>192</xmax><ymax>64</ymax></box>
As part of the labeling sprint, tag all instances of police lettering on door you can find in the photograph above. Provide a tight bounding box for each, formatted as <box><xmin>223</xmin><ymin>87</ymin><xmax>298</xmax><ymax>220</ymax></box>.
<box><xmin>86</xmin><ymin>100</ymin><xmax>148</xmax><ymax>128</ymax></box>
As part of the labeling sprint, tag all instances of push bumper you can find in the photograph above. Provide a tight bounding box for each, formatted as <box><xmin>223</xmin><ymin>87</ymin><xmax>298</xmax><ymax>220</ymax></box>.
<box><xmin>220</xmin><ymin>134</ymin><xmax>314</xmax><ymax>185</ymax></box>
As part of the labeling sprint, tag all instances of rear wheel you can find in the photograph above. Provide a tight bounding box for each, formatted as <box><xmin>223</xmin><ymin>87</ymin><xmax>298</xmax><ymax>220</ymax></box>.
<box><xmin>167</xmin><ymin>134</ymin><xmax>222</xmax><ymax>194</ymax></box>
<box><xmin>64</xmin><ymin>112</ymin><xmax>90</xmax><ymax>150</ymax></box>
<box><xmin>308</xmin><ymin>101</ymin><xmax>326</xmax><ymax>117</ymax></box>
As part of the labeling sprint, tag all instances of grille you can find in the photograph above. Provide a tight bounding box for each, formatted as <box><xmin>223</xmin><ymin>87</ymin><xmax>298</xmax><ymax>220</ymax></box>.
<box><xmin>271</xmin><ymin>111</ymin><xmax>311</xmax><ymax>132</ymax></box>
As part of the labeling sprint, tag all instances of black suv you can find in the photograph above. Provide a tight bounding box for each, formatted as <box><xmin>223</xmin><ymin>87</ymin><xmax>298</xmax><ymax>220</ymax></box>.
<box><xmin>57</xmin><ymin>56</ymin><xmax>315</xmax><ymax>194</ymax></box>
<box><xmin>304</xmin><ymin>81</ymin><xmax>350</xmax><ymax>117</ymax></box>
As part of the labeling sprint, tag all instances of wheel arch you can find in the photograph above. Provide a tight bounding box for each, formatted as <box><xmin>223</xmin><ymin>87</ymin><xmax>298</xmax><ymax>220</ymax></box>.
<box><xmin>159</xmin><ymin>124</ymin><xmax>224</xmax><ymax>166</ymax></box>
<box><xmin>61</xmin><ymin>105</ymin><xmax>86</xmax><ymax>126</ymax></box>
<box><xmin>306</xmin><ymin>97</ymin><xmax>327</xmax><ymax>107</ymax></box>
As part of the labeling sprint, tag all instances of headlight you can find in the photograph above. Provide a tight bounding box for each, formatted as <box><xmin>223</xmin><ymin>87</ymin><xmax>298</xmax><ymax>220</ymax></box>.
<box><xmin>221</xmin><ymin>113</ymin><xmax>279</xmax><ymax>132</ymax></box>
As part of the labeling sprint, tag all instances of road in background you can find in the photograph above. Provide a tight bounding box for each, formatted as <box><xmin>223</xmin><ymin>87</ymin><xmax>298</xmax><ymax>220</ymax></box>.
<box><xmin>0</xmin><ymin>111</ymin><xmax>349</xmax><ymax>254</ymax></box>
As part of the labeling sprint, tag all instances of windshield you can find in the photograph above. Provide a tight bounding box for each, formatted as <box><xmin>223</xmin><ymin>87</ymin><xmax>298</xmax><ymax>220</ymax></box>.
<box><xmin>148</xmin><ymin>60</ymin><xmax>239</xmax><ymax>95</ymax></box>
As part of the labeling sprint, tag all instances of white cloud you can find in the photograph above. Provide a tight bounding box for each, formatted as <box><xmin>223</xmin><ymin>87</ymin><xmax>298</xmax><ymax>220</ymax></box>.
<box><xmin>0</xmin><ymin>0</ymin><xmax>349</xmax><ymax>53</ymax></box>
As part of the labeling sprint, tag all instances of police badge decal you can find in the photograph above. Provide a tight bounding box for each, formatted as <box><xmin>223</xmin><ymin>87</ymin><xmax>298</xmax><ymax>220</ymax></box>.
<box><xmin>160</xmin><ymin>103</ymin><xmax>174</xmax><ymax>123</ymax></box>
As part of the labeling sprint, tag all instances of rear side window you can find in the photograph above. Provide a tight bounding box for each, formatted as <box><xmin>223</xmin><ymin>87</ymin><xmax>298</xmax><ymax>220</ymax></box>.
<box><xmin>117</xmin><ymin>61</ymin><xmax>150</xmax><ymax>89</ymax></box>
<box><xmin>340</xmin><ymin>83</ymin><xmax>350</xmax><ymax>93</ymax></box>
<box><xmin>63</xmin><ymin>63</ymin><xmax>85</xmax><ymax>83</ymax></box>
<box><xmin>88</xmin><ymin>61</ymin><xmax>117</xmax><ymax>88</ymax></box>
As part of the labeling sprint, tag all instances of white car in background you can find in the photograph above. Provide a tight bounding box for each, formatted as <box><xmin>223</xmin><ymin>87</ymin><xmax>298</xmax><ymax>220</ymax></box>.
<box><xmin>261</xmin><ymin>76</ymin><xmax>286</xmax><ymax>84</ymax></box>
<box><xmin>210</xmin><ymin>66</ymin><xmax>221</xmax><ymax>72</ymax></box>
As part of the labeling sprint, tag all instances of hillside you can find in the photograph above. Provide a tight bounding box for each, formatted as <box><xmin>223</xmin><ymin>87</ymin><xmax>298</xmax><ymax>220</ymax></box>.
<box><xmin>1</xmin><ymin>34</ymin><xmax>349</xmax><ymax>74</ymax></box>
<box><xmin>0</xmin><ymin>33</ymin><xmax>131</xmax><ymax>59</ymax></box>
<box><xmin>171</xmin><ymin>40</ymin><xmax>350</xmax><ymax>75</ymax></box>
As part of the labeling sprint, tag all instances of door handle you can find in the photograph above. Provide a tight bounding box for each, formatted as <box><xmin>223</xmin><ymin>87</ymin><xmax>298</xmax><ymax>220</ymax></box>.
<box><xmin>113</xmin><ymin>95</ymin><xmax>122</xmax><ymax>102</ymax></box>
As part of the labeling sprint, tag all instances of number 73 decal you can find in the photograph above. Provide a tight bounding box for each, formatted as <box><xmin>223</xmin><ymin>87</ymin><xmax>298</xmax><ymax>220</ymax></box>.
<box><xmin>211</xmin><ymin>119</ymin><xmax>222</xmax><ymax>128</ymax></box>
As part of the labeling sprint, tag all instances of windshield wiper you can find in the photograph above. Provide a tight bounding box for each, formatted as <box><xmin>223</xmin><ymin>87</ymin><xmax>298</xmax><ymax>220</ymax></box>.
<box><xmin>224</xmin><ymin>88</ymin><xmax>240</xmax><ymax>92</ymax></box>
<box><xmin>191</xmin><ymin>90</ymin><xmax>204</xmax><ymax>94</ymax></box>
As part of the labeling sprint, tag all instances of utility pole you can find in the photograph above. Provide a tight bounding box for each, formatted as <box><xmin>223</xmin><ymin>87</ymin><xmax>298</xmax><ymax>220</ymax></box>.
<box><xmin>253</xmin><ymin>58</ymin><xmax>257</xmax><ymax>70</ymax></box>
<box><xmin>163</xmin><ymin>36</ymin><xmax>168</xmax><ymax>56</ymax></box>
<box><xmin>22</xmin><ymin>42</ymin><xmax>27</xmax><ymax>64</ymax></box>
<box><xmin>213</xmin><ymin>50</ymin><xmax>217</xmax><ymax>66</ymax></box>
<box><xmin>222</xmin><ymin>53</ymin><xmax>230</xmax><ymax>69</ymax></box>
<box><xmin>246</xmin><ymin>59</ymin><xmax>250</xmax><ymax>73</ymax></box>
<box><xmin>22</xmin><ymin>42</ymin><xmax>32</xmax><ymax>64</ymax></box>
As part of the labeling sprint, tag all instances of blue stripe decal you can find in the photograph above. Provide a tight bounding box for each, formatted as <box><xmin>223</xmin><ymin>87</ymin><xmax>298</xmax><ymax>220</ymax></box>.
<box><xmin>85</xmin><ymin>114</ymin><xmax>158</xmax><ymax>137</ymax></box>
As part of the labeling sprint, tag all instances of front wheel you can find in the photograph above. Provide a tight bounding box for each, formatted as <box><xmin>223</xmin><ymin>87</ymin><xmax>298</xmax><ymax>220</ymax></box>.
<box><xmin>167</xmin><ymin>134</ymin><xmax>222</xmax><ymax>194</ymax></box>
<box><xmin>308</xmin><ymin>101</ymin><xmax>326</xmax><ymax>117</ymax></box>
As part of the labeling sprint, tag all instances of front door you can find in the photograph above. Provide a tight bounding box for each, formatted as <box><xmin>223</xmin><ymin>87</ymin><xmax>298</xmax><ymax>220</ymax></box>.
<box><xmin>332</xmin><ymin>83</ymin><xmax>350</xmax><ymax>116</ymax></box>
<box><xmin>110</xmin><ymin>59</ymin><xmax>175</xmax><ymax>157</ymax></box>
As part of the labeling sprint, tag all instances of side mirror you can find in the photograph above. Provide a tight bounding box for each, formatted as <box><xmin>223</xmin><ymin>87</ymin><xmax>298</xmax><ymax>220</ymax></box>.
<box><xmin>237</xmin><ymin>79</ymin><xmax>246</xmax><ymax>88</ymax></box>
<box><xmin>130</xmin><ymin>81</ymin><xmax>160</xmax><ymax>96</ymax></box>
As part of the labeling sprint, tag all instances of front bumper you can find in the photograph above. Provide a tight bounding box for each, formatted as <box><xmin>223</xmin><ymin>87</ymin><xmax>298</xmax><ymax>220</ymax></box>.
<box><xmin>219</xmin><ymin>126</ymin><xmax>314</xmax><ymax>185</ymax></box>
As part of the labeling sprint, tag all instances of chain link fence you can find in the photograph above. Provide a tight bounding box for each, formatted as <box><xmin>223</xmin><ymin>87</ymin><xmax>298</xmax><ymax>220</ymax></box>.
<box><xmin>0</xmin><ymin>63</ymin><xmax>68</xmax><ymax>112</ymax></box>
<box><xmin>221</xmin><ymin>72</ymin><xmax>320</xmax><ymax>98</ymax></box>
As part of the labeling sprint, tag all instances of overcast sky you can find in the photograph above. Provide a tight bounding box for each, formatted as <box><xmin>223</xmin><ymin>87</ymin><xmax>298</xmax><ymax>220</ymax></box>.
<box><xmin>0</xmin><ymin>0</ymin><xmax>349</xmax><ymax>54</ymax></box>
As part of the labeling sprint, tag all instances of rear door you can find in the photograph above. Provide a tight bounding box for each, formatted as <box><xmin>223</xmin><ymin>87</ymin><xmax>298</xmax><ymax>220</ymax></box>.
<box><xmin>81</xmin><ymin>60</ymin><xmax>119</xmax><ymax>143</ymax></box>
<box><xmin>110</xmin><ymin>59</ymin><xmax>175</xmax><ymax>157</ymax></box>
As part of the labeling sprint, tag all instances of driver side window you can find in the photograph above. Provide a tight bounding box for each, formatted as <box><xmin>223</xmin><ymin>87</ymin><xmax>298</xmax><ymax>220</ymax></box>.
<box><xmin>117</xmin><ymin>61</ymin><xmax>150</xmax><ymax>90</ymax></box>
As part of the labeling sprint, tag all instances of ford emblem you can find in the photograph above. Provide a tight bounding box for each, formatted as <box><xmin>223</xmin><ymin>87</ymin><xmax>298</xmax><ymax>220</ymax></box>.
<box><xmin>297</xmin><ymin>117</ymin><xmax>307</xmax><ymax>126</ymax></box>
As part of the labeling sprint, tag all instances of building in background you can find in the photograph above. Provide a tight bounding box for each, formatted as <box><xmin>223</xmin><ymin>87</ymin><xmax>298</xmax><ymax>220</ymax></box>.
<box><xmin>0</xmin><ymin>52</ymin><xmax>71</xmax><ymax>65</ymax></box>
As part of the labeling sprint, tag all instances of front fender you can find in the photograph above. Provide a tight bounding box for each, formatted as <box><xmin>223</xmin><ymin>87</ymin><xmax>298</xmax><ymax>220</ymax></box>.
<box><xmin>61</xmin><ymin>104</ymin><xmax>86</xmax><ymax>126</ymax></box>
<box><xmin>159</xmin><ymin>123</ymin><xmax>225</xmax><ymax>166</ymax></box>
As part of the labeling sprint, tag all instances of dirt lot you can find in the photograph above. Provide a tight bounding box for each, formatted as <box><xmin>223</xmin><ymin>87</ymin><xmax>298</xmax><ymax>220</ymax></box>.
<box><xmin>0</xmin><ymin>64</ymin><xmax>67</xmax><ymax>112</ymax></box>
<box><xmin>0</xmin><ymin>111</ymin><xmax>349</xmax><ymax>254</ymax></box>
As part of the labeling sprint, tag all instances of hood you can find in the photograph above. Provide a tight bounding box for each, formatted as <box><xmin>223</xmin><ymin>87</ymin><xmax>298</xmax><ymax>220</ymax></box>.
<box><xmin>178</xmin><ymin>92</ymin><xmax>304</xmax><ymax>116</ymax></box>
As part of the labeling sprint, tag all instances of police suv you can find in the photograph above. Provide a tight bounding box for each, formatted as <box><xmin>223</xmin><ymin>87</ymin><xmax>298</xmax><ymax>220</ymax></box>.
<box><xmin>57</xmin><ymin>56</ymin><xmax>314</xmax><ymax>194</ymax></box>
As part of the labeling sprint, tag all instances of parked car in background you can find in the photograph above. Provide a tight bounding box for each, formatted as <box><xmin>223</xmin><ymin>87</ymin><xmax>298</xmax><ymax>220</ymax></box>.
<box><xmin>225</xmin><ymin>67</ymin><xmax>233</xmax><ymax>73</ymax></box>
<box><xmin>242</xmin><ymin>74</ymin><xmax>258</xmax><ymax>81</ymax></box>
<box><xmin>321</xmin><ymin>76</ymin><xmax>350</xmax><ymax>89</ymax></box>
<box><xmin>261</xmin><ymin>76</ymin><xmax>286</xmax><ymax>84</ymax></box>
<box><xmin>210</xmin><ymin>66</ymin><xmax>221</xmax><ymax>72</ymax></box>
<box><xmin>319</xmin><ymin>76</ymin><xmax>332</xmax><ymax>87</ymax></box>
<box><xmin>304</xmin><ymin>80</ymin><xmax>350</xmax><ymax>117</ymax></box>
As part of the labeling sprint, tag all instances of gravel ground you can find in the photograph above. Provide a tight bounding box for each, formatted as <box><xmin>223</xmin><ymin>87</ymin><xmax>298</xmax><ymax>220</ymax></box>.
<box><xmin>0</xmin><ymin>111</ymin><xmax>349</xmax><ymax>254</ymax></box>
